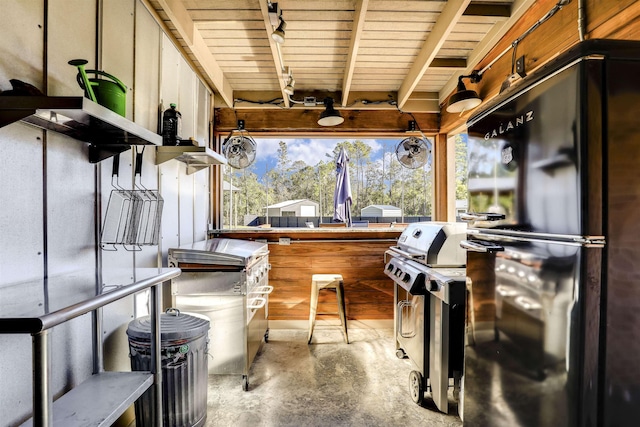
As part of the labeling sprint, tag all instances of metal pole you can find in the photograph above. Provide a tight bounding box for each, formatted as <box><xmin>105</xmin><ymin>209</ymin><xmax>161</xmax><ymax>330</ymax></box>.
<box><xmin>150</xmin><ymin>284</ymin><xmax>163</xmax><ymax>426</ymax></box>
<box><xmin>93</xmin><ymin>160</ymin><xmax>104</xmax><ymax>375</ymax></box>
<box><xmin>33</xmin><ymin>330</ymin><xmax>52</xmax><ymax>427</ymax></box>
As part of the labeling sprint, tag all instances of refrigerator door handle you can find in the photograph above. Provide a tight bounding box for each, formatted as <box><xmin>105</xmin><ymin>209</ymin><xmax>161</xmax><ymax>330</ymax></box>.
<box><xmin>460</xmin><ymin>239</ymin><xmax>505</xmax><ymax>253</ymax></box>
<box><xmin>460</xmin><ymin>212</ymin><xmax>506</xmax><ymax>222</ymax></box>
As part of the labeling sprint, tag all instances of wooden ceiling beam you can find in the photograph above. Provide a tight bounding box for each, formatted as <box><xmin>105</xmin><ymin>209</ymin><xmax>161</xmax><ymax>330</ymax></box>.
<box><xmin>259</xmin><ymin>0</ymin><xmax>290</xmax><ymax>108</ymax></box>
<box><xmin>154</xmin><ymin>0</ymin><xmax>234</xmax><ymax>107</ymax></box>
<box><xmin>438</xmin><ymin>0</ymin><xmax>536</xmax><ymax>105</ymax></box>
<box><xmin>214</xmin><ymin>108</ymin><xmax>439</xmax><ymax>135</ymax></box>
<box><xmin>397</xmin><ymin>0</ymin><xmax>472</xmax><ymax>109</ymax></box>
<box><xmin>341</xmin><ymin>0</ymin><xmax>369</xmax><ymax>107</ymax></box>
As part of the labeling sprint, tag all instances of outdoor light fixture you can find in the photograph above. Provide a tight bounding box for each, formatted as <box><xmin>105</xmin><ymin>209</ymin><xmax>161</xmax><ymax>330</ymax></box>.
<box><xmin>282</xmin><ymin>67</ymin><xmax>295</xmax><ymax>95</ymax></box>
<box><xmin>271</xmin><ymin>18</ymin><xmax>286</xmax><ymax>43</ymax></box>
<box><xmin>317</xmin><ymin>97</ymin><xmax>344</xmax><ymax>126</ymax></box>
<box><xmin>446</xmin><ymin>71</ymin><xmax>483</xmax><ymax>113</ymax></box>
<box><xmin>283</xmin><ymin>75</ymin><xmax>295</xmax><ymax>96</ymax></box>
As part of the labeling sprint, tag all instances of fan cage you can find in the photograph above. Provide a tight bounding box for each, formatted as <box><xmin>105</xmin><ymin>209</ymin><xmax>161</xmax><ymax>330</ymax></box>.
<box><xmin>222</xmin><ymin>131</ymin><xmax>257</xmax><ymax>169</ymax></box>
<box><xmin>395</xmin><ymin>136</ymin><xmax>431</xmax><ymax>169</ymax></box>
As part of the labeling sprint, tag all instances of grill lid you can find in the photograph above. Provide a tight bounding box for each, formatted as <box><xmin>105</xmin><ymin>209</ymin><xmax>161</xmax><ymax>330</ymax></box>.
<box><xmin>168</xmin><ymin>238</ymin><xmax>268</xmax><ymax>267</ymax></box>
<box><xmin>394</xmin><ymin>222</ymin><xmax>467</xmax><ymax>266</ymax></box>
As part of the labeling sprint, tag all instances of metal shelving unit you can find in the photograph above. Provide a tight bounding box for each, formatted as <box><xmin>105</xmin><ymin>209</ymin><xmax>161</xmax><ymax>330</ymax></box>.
<box><xmin>0</xmin><ymin>96</ymin><xmax>179</xmax><ymax>426</ymax></box>
<box><xmin>156</xmin><ymin>145</ymin><xmax>226</xmax><ymax>174</ymax></box>
<box><xmin>0</xmin><ymin>96</ymin><xmax>162</xmax><ymax>162</ymax></box>
<box><xmin>0</xmin><ymin>268</ymin><xmax>181</xmax><ymax>427</ymax></box>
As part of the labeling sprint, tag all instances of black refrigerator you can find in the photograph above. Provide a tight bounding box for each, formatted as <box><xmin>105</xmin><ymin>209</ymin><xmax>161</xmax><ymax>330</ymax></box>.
<box><xmin>461</xmin><ymin>40</ymin><xmax>640</xmax><ymax>427</ymax></box>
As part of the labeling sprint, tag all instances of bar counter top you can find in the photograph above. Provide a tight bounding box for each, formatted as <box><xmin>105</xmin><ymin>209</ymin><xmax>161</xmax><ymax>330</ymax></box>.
<box><xmin>210</xmin><ymin>226</ymin><xmax>404</xmax><ymax>242</ymax></box>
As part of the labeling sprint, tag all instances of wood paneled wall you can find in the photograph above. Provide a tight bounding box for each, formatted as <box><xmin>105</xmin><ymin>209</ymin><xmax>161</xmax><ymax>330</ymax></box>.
<box><xmin>441</xmin><ymin>0</ymin><xmax>640</xmax><ymax>133</ymax></box>
<box><xmin>215</xmin><ymin>230</ymin><xmax>401</xmax><ymax>321</ymax></box>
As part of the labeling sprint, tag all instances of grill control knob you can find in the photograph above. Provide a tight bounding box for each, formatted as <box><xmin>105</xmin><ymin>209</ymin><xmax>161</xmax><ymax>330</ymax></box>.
<box><xmin>429</xmin><ymin>280</ymin><xmax>441</xmax><ymax>292</ymax></box>
<box><xmin>402</xmin><ymin>273</ymin><xmax>411</xmax><ymax>283</ymax></box>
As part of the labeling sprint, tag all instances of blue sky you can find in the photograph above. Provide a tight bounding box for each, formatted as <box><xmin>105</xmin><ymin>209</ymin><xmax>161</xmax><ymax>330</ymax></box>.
<box><xmin>251</xmin><ymin>137</ymin><xmax>392</xmax><ymax>173</ymax></box>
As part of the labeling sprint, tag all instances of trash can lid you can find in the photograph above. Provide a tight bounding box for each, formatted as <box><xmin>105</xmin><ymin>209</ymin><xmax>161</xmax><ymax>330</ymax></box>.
<box><xmin>126</xmin><ymin>308</ymin><xmax>210</xmax><ymax>341</ymax></box>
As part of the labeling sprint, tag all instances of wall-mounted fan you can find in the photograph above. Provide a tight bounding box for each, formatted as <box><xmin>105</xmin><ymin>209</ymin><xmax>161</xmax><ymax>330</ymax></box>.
<box><xmin>395</xmin><ymin>135</ymin><xmax>431</xmax><ymax>169</ymax></box>
<box><xmin>222</xmin><ymin>120</ymin><xmax>257</xmax><ymax>169</ymax></box>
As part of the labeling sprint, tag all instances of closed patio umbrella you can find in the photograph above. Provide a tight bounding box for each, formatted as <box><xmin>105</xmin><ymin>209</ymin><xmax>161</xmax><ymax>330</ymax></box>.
<box><xmin>333</xmin><ymin>147</ymin><xmax>352</xmax><ymax>226</ymax></box>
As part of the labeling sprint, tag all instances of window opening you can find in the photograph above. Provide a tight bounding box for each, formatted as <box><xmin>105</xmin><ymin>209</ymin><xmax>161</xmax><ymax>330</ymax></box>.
<box><xmin>221</xmin><ymin>137</ymin><xmax>434</xmax><ymax>229</ymax></box>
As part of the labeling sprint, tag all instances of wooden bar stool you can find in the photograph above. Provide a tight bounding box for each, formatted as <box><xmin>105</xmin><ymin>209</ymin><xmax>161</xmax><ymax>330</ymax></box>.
<box><xmin>308</xmin><ymin>274</ymin><xmax>349</xmax><ymax>344</ymax></box>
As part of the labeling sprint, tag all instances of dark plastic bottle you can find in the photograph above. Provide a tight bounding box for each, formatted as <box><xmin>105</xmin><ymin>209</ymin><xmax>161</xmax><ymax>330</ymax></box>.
<box><xmin>162</xmin><ymin>103</ymin><xmax>182</xmax><ymax>145</ymax></box>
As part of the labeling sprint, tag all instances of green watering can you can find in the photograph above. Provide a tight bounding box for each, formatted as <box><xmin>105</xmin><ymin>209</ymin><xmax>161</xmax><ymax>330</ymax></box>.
<box><xmin>68</xmin><ymin>59</ymin><xmax>127</xmax><ymax>117</ymax></box>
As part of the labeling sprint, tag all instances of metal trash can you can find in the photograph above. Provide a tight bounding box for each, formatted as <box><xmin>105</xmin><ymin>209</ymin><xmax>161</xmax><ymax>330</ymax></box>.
<box><xmin>127</xmin><ymin>308</ymin><xmax>210</xmax><ymax>427</ymax></box>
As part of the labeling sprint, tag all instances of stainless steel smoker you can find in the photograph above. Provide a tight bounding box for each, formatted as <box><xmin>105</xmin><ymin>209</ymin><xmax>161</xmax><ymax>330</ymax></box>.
<box><xmin>168</xmin><ymin>238</ymin><xmax>271</xmax><ymax>391</ymax></box>
<box><xmin>384</xmin><ymin>222</ymin><xmax>467</xmax><ymax>414</ymax></box>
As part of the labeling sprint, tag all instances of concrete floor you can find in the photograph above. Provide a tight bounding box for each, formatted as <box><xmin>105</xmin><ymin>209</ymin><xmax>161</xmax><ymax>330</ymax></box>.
<box><xmin>204</xmin><ymin>327</ymin><xmax>463</xmax><ymax>427</ymax></box>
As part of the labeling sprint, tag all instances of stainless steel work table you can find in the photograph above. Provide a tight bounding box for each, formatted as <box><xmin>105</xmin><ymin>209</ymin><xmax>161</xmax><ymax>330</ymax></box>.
<box><xmin>0</xmin><ymin>267</ymin><xmax>181</xmax><ymax>427</ymax></box>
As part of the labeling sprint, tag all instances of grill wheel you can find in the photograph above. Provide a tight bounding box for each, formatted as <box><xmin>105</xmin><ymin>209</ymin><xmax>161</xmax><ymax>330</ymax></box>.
<box><xmin>409</xmin><ymin>370</ymin><xmax>424</xmax><ymax>405</ymax></box>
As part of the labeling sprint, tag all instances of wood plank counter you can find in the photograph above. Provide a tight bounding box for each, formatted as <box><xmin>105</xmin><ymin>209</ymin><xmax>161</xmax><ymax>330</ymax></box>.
<box><xmin>210</xmin><ymin>228</ymin><xmax>402</xmax><ymax>322</ymax></box>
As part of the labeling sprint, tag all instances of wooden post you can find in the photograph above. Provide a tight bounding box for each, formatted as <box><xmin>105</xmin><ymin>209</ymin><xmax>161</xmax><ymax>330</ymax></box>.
<box><xmin>433</xmin><ymin>133</ymin><xmax>449</xmax><ymax>221</ymax></box>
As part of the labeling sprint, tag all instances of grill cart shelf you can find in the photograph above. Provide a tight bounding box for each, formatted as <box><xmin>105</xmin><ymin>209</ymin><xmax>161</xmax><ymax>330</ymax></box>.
<box><xmin>0</xmin><ymin>267</ymin><xmax>181</xmax><ymax>427</ymax></box>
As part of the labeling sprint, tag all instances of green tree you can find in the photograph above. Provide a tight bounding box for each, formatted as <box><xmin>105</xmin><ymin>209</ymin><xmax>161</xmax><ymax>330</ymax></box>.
<box><xmin>455</xmin><ymin>133</ymin><xmax>468</xmax><ymax>202</ymax></box>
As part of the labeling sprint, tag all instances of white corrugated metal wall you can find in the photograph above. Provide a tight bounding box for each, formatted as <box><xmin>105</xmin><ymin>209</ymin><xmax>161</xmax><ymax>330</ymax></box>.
<box><xmin>0</xmin><ymin>1</ymin><xmax>213</xmax><ymax>425</ymax></box>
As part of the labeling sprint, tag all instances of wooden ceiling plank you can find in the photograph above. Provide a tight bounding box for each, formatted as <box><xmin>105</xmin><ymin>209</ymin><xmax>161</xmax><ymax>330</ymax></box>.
<box><xmin>368</xmin><ymin>1</ymin><xmax>446</xmax><ymax>13</ymax></box>
<box><xmin>279</xmin><ymin>39</ymin><xmax>352</xmax><ymax>48</ymax></box>
<box><xmin>438</xmin><ymin>0</ymin><xmax>536</xmax><ymax>104</ymax></box>
<box><xmin>210</xmin><ymin>46</ymin><xmax>273</xmax><ymax>54</ymax></box>
<box><xmin>204</xmin><ymin>39</ymin><xmax>270</xmax><ymax>47</ymax></box>
<box><xmin>279</xmin><ymin>21</ymin><xmax>353</xmax><ymax>31</ymax></box>
<box><xmin>366</xmin><ymin>11</ymin><xmax>440</xmax><ymax>22</ymax></box>
<box><xmin>197</xmin><ymin>29</ymin><xmax>274</xmax><ymax>39</ymax></box>
<box><xmin>184</xmin><ymin>0</ymin><xmax>255</xmax><ymax>9</ymax></box>
<box><xmin>360</xmin><ymin>31</ymin><xmax>428</xmax><ymax>41</ymax></box>
<box><xmin>280</xmin><ymin>30</ymin><xmax>354</xmax><ymax>40</ymax></box>
<box><xmin>342</xmin><ymin>0</ymin><xmax>369</xmax><ymax>107</ymax></box>
<box><xmin>362</xmin><ymin>21</ymin><xmax>435</xmax><ymax>32</ymax></box>
<box><xmin>274</xmin><ymin>10</ymin><xmax>354</xmax><ymax>21</ymax></box>
<box><xmin>358</xmin><ymin>47</ymin><xmax>420</xmax><ymax>55</ymax></box>
<box><xmin>194</xmin><ymin>21</ymin><xmax>265</xmax><ymax>31</ymax></box>
<box><xmin>397</xmin><ymin>0</ymin><xmax>472</xmax><ymax>108</ymax></box>
<box><xmin>187</xmin><ymin>10</ymin><xmax>263</xmax><ymax>21</ymax></box>
<box><xmin>155</xmin><ymin>0</ymin><xmax>234</xmax><ymax>106</ymax></box>
<box><xmin>274</xmin><ymin>1</ymin><xmax>357</xmax><ymax>12</ymax></box>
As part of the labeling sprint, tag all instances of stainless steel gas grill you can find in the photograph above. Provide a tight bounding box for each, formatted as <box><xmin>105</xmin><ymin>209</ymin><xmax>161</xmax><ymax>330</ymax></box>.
<box><xmin>384</xmin><ymin>222</ymin><xmax>467</xmax><ymax>415</ymax></box>
<box><xmin>168</xmin><ymin>238</ymin><xmax>271</xmax><ymax>391</ymax></box>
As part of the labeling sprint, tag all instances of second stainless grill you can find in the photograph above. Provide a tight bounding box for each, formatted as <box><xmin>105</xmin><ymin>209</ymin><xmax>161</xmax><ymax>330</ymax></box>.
<box><xmin>168</xmin><ymin>238</ymin><xmax>271</xmax><ymax>391</ymax></box>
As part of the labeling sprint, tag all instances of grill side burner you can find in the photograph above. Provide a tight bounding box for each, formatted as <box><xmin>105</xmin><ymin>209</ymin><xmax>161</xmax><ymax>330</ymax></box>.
<box><xmin>383</xmin><ymin>222</ymin><xmax>467</xmax><ymax>415</ymax></box>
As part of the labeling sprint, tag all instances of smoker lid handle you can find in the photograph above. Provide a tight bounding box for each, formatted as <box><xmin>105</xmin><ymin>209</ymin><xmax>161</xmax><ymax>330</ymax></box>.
<box><xmin>460</xmin><ymin>240</ymin><xmax>505</xmax><ymax>253</ymax></box>
<box><xmin>387</xmin><ymin>247</ymin><xmax>417</xmax><ymax>259</ymax></box>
